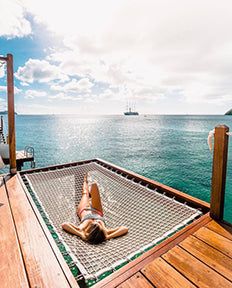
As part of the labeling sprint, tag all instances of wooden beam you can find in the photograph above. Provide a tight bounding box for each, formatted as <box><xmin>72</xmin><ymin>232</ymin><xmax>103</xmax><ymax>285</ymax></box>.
<box><xmin>0</xmin><ymin>184</ymin><xmax>29</xmax><ymax>288</ymax></box>
<box><xmin>6</xmin><ymin>54</ymin><xmax>17</xmax><ymax>174</ymax></box>
<box><xmin>93</xmin><ymin>213</ymin><xmax>211</xmax><ymax>288</ymax></box>
<box><xmin>194</xmin><ymin>227</ymin><xmax>232</xmax><ymax>259</ymax></box>
<box><xmin>142</xmin><ymin>257</ymin><xmax>195</xmax><ymax>288</ymax></box>
<box><xmin>117</xmin><ymin>272</ymin><xmax>154</xmax><ymax>288</ymax></box>
<box><xmin>206</xmin><ymin>220</ymin><xmax>232</xmax><ymax>240</ymax></box>
<box><xmin>17</xmin><ymin>174</ymin><xmax>80</xmax><ymax>288</ymax></box>
<box><xmin>6</xmin><ymin>175</ymin><xmax>78</xmax><ymax>288</ymax></box>
<box><xmin>210</xmin><ymin>125</ymin><xmax>229</xmax><ymax>220</ymax></box>
<box><xmin>179</xmin><ymin>235</ymin><xmax>232</xmax><ymax>281</ymax></box>
<box><xmin>162</xmin><ymin>246</ymin><xmax>232</xmax><ymax>287</ymax></box>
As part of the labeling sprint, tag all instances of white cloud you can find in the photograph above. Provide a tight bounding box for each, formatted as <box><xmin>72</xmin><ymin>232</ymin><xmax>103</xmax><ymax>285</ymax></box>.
<box><xmin>0</xmin><ymin>0</ymin><xmax>31</xmax><ymax>38</ymax></box>
<box><xmin>0</xmin><ymin>86</ymin><xmax>6</xmax><ymax>92</ymax></box>
<box><xmin>24</xmin><ymin>89</ymin><xmax>47</xmax><ymax>99</ymax></box>
<box><xmin>82</xmin><ymin>89</ymin><xmax>116</xmax><ymax>103</ymax></box>
<box><xmin>51</xmin><ymin>78</ymin><xmax>93</xmax><ymax>94</ymax></box>
<box><xmin>10</xmin><ymin>0</ymin><xmax>232</xmax><ymax>113</ymax></box>
<box><xmin>15</xmin><ymin>59</ymin><xmax>69</xmax><ymax>84</ymax></box>
<box><xmin>20</xmin><ymin>82</ymin><xmax>29</xmax><ymax>86</ymax></box>
<box><xmin>0</xmin><ymin>97</ymin><xmax>6</xmax><ymax>111</ymax></box>
<box><xmin>16</xmin><ymin>103</ymin><xmax>53</xmax><ymax>114</ymax></box>
<box><xmin>48</xmin><ymin>93</ymin><xmax>82</xmax><ymax>101</ymax></box>
<box><xmin>0</xmin><ymin>85</ymin><xmax>21</xmax><ymax>94</ymax></box>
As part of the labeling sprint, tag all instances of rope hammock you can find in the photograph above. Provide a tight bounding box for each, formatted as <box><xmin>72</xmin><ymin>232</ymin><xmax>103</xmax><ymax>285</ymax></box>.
<box><xmin>21</xmin><ymin>161</ymin><xmax>202</xmax><ymax>286</ymax></box>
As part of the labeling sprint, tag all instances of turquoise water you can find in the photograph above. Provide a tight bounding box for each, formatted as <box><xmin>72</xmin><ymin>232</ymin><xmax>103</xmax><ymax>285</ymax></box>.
<box><xmin>5</xmin><ymin>114</ymin><xmax>232</xmax><ymax>222</ymax></box>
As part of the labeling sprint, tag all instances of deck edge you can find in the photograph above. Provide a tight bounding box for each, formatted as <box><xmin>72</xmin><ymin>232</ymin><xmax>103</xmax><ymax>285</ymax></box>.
<box><xmin>94</xmin><ymin>213</ymin><xmax>211</xmax><ymax>288</ymax></box>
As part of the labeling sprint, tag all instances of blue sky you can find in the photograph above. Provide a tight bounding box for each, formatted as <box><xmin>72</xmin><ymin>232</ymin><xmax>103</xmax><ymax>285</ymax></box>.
<box><xmin>0</xmin><ymin>0</ymin><xmax>232</xmax><ymax>115</ymax></box>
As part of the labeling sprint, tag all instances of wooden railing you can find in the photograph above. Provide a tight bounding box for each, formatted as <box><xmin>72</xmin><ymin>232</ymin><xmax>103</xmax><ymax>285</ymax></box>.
<box><xmin>210</xmin><ymin>125</ymin><xmax>229</xmax><ymax>221</ymax></box>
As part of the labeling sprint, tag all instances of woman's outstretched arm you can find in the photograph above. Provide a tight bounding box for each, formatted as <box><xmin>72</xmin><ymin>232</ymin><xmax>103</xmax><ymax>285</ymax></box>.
<box><xmin>61</xmin><ymin>222</ymin><xmax>86</xmax><ymax>240</ymax></box>
<box><xmin>106</xmin><ymin>226</ymin><xmax>128</xmax><ymax>240</ymax></box>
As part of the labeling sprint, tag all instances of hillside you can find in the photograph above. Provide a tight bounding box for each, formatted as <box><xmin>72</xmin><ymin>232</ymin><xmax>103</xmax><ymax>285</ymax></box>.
<box><xmin>225</xmin><ymin>109</ymin><xmax>232</xmax><ymax>115</ymax></box>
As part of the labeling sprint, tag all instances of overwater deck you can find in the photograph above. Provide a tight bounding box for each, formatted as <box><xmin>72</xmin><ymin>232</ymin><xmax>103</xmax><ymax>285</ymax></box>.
<box><xmin>1</xmin><ymin>53</ymin><xmax>231</xmax><ymax>287</ymax></box>
<box><xmin>0</xmin><ymin>116</ymin><xmax>35</xmax><ymax>171</ymax></box>
<box><xmin>1</xmin><ymin>159</ymin><xmax>231</xmax><ymax>288</ymax></box>
<box><xmin>100</xmin><ymin>217</ymin><xmax>232</xmax><ymax>288</ymax></box>
<box><xmin>3</xmin><ymin>150</ymin><xmax>34</xmax><ymax>170</ymax></box>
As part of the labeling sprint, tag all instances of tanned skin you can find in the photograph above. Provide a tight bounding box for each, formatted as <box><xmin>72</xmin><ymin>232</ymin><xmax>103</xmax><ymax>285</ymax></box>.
<box><xmin>62</xmin><ymin>174</ymin><xmax>128</xmax><ymax>242</ymax></box>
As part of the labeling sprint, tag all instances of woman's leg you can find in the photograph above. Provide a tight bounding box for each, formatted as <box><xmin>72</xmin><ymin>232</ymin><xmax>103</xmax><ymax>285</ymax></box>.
<box><xmin>90</xmin><ymin>183</ymin><xmax>103</xmax><ymax>215</ymax></box>
<box><xmin>77</xmin><ymin>174</ymin><xmax>90</xmax><ymax>218</ymax></box>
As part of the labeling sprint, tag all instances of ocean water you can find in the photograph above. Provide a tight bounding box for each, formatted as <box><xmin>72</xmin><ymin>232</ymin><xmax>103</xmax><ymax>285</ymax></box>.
<box><xmin>5</xmin><ymin>114</ymin><xmax>232</xmax><ymax>222</ymax></box>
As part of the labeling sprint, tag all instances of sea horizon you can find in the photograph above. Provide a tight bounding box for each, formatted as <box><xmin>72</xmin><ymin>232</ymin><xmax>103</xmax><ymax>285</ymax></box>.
<box><xmin>10</xmin><ymin>113</ymin><xmax>231</xmax><ymax>116</ymax></box>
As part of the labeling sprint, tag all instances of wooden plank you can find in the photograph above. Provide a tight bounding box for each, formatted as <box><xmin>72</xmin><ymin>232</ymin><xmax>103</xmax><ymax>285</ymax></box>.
<box><xmin>0</xmin><ymin>184</ymin><xmax>29</xmax><ymax>288</ymax></box>
<box><xmin>3</xmin><ymin>151</ymin><xmax>34</xmax><ymax>161</ymax></box>
<box><xmin>206</xmin><ymin>220</ymin><xmax>232</xmax><ymax>240</ymax></box>
<box><xmin>15</xmin><ymin>151</ymin><xmax>33</xmax><ymax>160</ymax></box>
<box><xmin>194</xmin><ymin>227</ymin><xmax>232</xmax><ymax>259</ymax></box>
<box><xmin>20</xmin><ymin>158</ymin><xmax>95</xmax><ymax>174</ymax></box>
<box><xmin>142</xmin><ymin>257</ymin><xmax>195</xmax><ymax>288</ymax></box>
<box><xmin>17</xmin><ymin>174</ymin><xmax>80</xmax><ymax>288</ymax></box>
<box><xmin>96</xmin><ymin>158</ymin><xmax>210</xmax><ymax>212</ymax></box>
<box><xmin>163</xmin><ymin>246</ymin><xmax>232</xmax><ymax>288</ymax></box>
<box><xmin>94</xmin><ymin>213</ymin><xmax>211</xmax><ymax>288</ymax></box>
<box><xmin>16</xmin><ymin>151</ymin><xmax>25</xmax><ymax>159</ymax></box>
<box><xmin>117</xmin><ymin>272</ymin><xmax>153</xmax><ymax>288</ymax></box>
<box><xmin>180</xmin><ymin>235</ymin><xmax>232</xmax><ymax>281</ymax></box>
<box><xmin>6</xmin><ymin>175</ymin><xmax>76</xmax><ymax>288</ymax></box>
<box><xmin>210</xmin><ymin>125</ymin><xmax>229</xmax><ymax>220</ymax></box>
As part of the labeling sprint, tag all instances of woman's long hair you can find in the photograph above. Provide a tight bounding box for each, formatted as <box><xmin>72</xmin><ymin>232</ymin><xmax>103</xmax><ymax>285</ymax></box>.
<box><xmin>86</xmin><ymin>223</ymin><xmax>106</xmax><ymax>244</ymax></box>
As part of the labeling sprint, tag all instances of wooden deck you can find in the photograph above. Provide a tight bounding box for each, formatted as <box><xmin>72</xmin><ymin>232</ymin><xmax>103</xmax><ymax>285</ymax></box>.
<box><xmin>0</xmin><ymin>175</ymin><xmax>78</xmax><ymax>288</ymax></box>
<box><xmin>0</xmin><ymin>116</ymin><xmax>34</xmax><ymax>171</ymax></box>
<box><xmin>3</xmin><ymin>150</ymin><xmax>34</xmax><ymax>170</ymax></box>
<box><xmin>106</xmin><ymin>219</ymin><xmax>232</xmax><ymax>288</ymax></box>
<box><xmin>1</xmin><ymin>170</ymin><xmax>232</xmax><ymax>288</ymax></box>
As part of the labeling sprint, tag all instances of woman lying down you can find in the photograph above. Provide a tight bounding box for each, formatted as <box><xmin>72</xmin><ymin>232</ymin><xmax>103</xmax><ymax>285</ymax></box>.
<box><xmin>62</xmin><ymin>174</ymin><xmax>128</xmax><ymax>244</ymax></box>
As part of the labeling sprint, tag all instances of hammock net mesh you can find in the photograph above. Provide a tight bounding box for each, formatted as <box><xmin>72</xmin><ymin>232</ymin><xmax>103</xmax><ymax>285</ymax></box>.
<box><xmin>21</xmin><ymin>161</ymin><xmax>202</xmax><ymax>286</ymax></box>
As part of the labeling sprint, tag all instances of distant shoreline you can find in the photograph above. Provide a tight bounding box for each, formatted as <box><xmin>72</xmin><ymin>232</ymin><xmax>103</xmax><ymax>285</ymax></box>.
<box><xmin>0</xmin><ymin>111</ymin><xmax>18</xmax><ymax>115</ymax></box>
<box><xmin>7</xmin><ymin>113</ymin><xmax>229</xmax><ymax>117</ymax></box>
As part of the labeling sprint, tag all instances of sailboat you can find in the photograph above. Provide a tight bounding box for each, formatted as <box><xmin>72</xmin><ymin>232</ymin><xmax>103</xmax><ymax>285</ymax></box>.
<box><xmin>124</xmin><ymin>103</ymin><xmax>139</xmax><ymax>116</ymax></box>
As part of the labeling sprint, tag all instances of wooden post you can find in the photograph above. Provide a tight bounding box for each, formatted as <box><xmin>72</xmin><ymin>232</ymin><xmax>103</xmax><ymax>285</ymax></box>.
<box><xmin>210</xmin><ymin>125</ymin><xmax>229</xmax><ymax>220</ymax></box>
<box><xmin>6</xmin><ymin>54</ymin><xmax>17</xmax><ymax>174</ymax></box>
